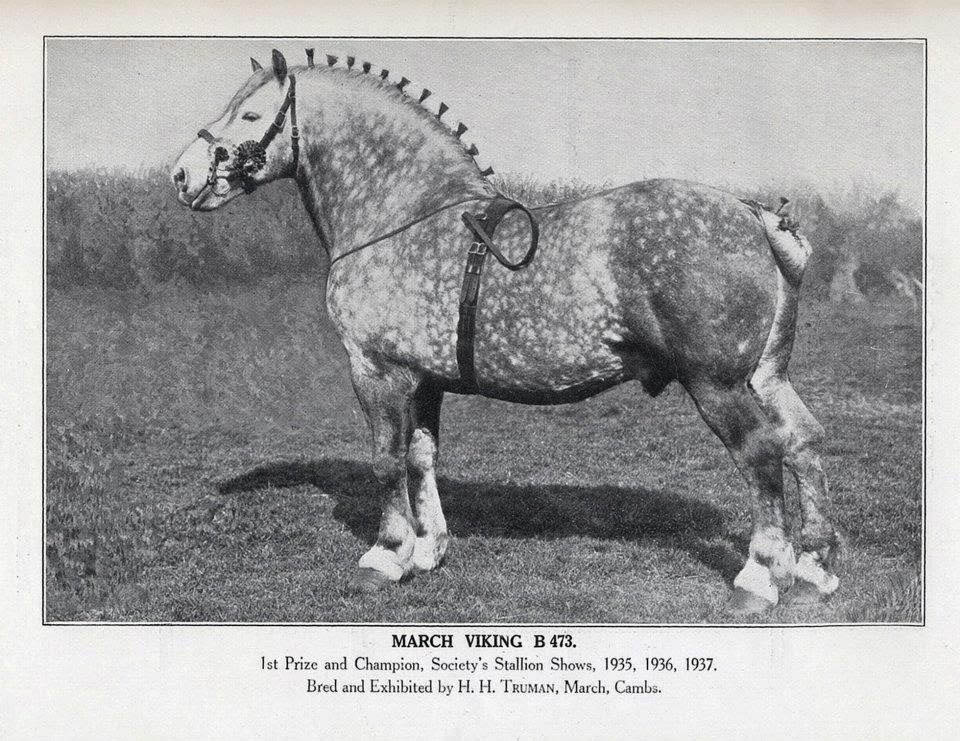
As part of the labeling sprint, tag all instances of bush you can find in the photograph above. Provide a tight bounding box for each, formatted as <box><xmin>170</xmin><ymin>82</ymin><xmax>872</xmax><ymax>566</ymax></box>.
<box><xmin>736</xmin><ymin>183</ymin><xmax>922</xmax><ymax>299</ymax></box>
<box><xmin>47</xmin><ymin>169</ymin><xmax>921</xmax><ymax>296</ymax></box>
<box><xmin>47</xmin><ymin>168</ymin><xmax>320</xmax><ymax>289</ymax></box>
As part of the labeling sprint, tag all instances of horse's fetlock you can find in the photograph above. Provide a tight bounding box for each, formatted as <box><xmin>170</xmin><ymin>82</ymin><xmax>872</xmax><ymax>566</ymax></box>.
<box><xmin>358</xmin><ymin>545</ymin><xmax>409</xmax><ymax>581</ymax></box>
<box><xmin>733</xmin><ymin>558</ymin><xmax>780</xmax><ymax>605</ymax></box>
<box><xmin>794</xmin><ymin>551</ymin><xmax>840</xmax><ymax>596</ymax></box>
<box><xmin>412</xmin><ymin>533</ymin><xmax>449</xmax><ymax>572</ymax></box>
<box><xmin>749</xmin><ymin>527</ymin><xmax>795</xmax><ymax>575</ymax></box>
<box><xmin>769</xmin><ymin>558</ymin><xmax>795</xmax><ymax>591</ymax></box>
<box><xmin>800</xmin><ymin>527</ymin><xmax>843</xmax><ymax>568</ymax></box>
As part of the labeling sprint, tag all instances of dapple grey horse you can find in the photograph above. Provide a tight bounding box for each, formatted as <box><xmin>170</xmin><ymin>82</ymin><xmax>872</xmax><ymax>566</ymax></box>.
<box><xmin>172</xmin><ymin>49</ymin><xmax>841</xmax><ymax>614</ymax></box>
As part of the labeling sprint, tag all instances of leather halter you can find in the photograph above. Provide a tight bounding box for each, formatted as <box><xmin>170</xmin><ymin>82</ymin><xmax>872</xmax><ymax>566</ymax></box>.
<box><xmin>196</xmin><ymin>74</ymin><xmax>299</xmax><ymax>197</ymax></box>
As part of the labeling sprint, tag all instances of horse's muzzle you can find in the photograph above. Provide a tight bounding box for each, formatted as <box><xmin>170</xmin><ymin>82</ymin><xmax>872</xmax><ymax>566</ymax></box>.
<box><xmin>171</xmin><ymin>161</ymin><xmax>205</xmax><ymax>206</ymax></box>
<box><xmin>171</xmin><ymin>158</ymin><xmax>231</xmax><ymax>209</ymax></box>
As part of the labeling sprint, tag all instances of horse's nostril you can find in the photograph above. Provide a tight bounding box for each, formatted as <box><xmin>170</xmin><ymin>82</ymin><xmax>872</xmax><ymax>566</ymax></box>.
<box><xmin>172</xmin><ymin>167</ymin><xmax>186</xmax><ymax>188</ymax></box>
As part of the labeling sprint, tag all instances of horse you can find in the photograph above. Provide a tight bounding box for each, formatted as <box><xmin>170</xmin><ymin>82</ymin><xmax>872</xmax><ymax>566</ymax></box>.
<box><xmin>172</xmin><ymin>48</ymin><xmax>842</xmax><ymax>615</ymax></box>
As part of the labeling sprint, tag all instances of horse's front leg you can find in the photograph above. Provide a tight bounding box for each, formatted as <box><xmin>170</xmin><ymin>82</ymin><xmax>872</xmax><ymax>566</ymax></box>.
<box><xmin>407</xmin><ymin>382</ymin><xmax>449</xmax><ymax>572</ymax></box>
<box><xmin>348</xmin><ymin>357</ymin><xmax>419</xmax><ymax>593</ymax></box>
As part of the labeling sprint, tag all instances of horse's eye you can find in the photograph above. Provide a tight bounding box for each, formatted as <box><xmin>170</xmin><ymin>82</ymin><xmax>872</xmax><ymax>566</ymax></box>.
<box><xmin>242</xmin><ymin>111</ymin><xmax>261</xmax><ymax>122</ymax></box>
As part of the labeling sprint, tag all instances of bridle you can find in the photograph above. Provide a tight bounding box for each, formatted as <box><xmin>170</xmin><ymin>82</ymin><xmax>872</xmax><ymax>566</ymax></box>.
<box><xmin>194</xmin><ymin>74</ymin><xmax>300</xmax><ymax>200</ymax></box>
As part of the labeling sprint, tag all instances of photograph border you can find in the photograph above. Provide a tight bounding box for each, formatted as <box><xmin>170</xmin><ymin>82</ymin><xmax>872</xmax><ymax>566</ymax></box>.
<box><xmin>41</xmin><ymin>34</ymin><xmax>928</xmax><ymax>629</ymax></box>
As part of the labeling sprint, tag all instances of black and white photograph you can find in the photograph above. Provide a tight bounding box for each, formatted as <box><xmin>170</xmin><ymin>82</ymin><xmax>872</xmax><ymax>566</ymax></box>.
<box><xmin>43</xmin><ymin>37</ymin><xmax>924</xmax><ymax>625</ymax></box>
<box><xmin>6</xmin><ymin>1</ymin><xmax>960</xmax><ymax>735</ymax></box>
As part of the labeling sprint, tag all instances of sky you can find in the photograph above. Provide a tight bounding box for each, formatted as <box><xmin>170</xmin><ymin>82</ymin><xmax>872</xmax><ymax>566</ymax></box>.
<box><xmin>45</xmin><ymin>38</ymin><xmax>924</xmax><ymax>210</ymax></box>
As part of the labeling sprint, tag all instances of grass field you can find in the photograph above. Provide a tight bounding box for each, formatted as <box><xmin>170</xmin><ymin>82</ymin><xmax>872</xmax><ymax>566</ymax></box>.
<box><xmin>45</xmin><ymin>281</ymin><xmax>922</xmax><ymax>623</ymax></box>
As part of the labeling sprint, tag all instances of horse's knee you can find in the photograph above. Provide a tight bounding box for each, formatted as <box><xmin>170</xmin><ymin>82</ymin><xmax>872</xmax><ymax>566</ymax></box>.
<box><xmin>371</xmin><ymin>452</ymin><xmax>405</xmax><ymax>486</ymax></box>
<box><xmin>806</xmin><ymin>415</ymin><xmax>826</xmax><ymax>445</ymax></box>
<box><xmin>799</xmin><ymin>526</ymin><xmax>844</xmax><ymax>567</ymax></box>
<box><xmin>406</xmin><ymin>427</ymin><xmax>437</xmax><ymax>474</ymax></box>
<box><xmin>782</xmin><ymin>442</ymin><xmax>824</xmax><ymax>484</ymax></box>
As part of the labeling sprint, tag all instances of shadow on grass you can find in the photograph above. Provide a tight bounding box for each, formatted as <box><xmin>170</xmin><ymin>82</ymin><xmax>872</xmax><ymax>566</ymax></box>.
<box><xmin>219</xmin><ymin>458</ymin><xmax>748</xmax><ymax>584</ymax></box>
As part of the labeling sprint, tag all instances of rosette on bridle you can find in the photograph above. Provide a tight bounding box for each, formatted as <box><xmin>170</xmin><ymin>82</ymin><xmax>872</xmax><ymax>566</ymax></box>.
<box><xmin>196</xmin><ymin>74</ymin><xmax>299</xmax><ymax>197</ymax></box>
<box><xmin>233</xmin><ymin>140</ymin><xmax>268</xmax><ymax>175</ymax></box>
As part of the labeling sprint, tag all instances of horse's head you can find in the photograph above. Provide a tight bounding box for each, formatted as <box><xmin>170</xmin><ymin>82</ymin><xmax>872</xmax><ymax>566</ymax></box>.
<box><xmin>172</xmin><ymin>50</ymin><xmax>299</xmax><ymax>210</ymax></box>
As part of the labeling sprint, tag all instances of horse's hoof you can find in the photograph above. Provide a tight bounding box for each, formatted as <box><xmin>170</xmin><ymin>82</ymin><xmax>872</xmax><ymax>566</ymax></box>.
<box><xmin>350</xmin><ymin>567</ymin><xmax>396</xmax><ymax>594</ymax></box>
<box><xmin>782</xmin><ymin>579</ymin><xmax>831</xmax><ymax>606</ymax></box>
<box><xmin>727</xmin><ymin>587</ymin><xmax>776</xmax><ymax>616</ymax></box>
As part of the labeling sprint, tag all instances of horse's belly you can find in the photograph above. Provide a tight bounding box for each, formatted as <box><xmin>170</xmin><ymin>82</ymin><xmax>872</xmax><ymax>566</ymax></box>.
<box><xmin>466</xmin><ymin>233</ymin><xmax>636</xmax><ymax>402</ymax></box>
<box><xmin>472</xmin><ymin>330</ymin><xmax>630</xmax><ymax>404</ymax></box>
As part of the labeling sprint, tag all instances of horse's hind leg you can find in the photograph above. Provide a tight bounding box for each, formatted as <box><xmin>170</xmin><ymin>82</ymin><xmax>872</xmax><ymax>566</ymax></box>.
<box><xmin>407</xmin><ymin>383</ymin><xmax>449</xmax><ymax>571</ymax></box>
<box><xmin>348</xmin><ymin>359</ymin><xmax>418</xmax><ymax>592</ymax></box>
<box><xmin>752</xmin><ymin>374</ymin><xmax>841</xmax><ymax>603</ymax></box>
<box><xmin>684</xmin><ymin>379</ymin><xmax>795</xmax><ymax>614</ymax></box>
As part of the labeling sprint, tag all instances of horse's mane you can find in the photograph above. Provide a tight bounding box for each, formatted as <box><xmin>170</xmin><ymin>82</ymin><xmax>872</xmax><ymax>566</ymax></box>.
<box><xmin>236</xmin><ymin>56</ymin><xmax>492</xmax><ymax>177</ymax></box>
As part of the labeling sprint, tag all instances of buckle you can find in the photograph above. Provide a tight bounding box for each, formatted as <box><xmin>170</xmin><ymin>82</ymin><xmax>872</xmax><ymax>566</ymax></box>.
<box><xmin>468</xmin><ymin>241</ymin><xmax>485</xmax><ymax>255</ymax></box>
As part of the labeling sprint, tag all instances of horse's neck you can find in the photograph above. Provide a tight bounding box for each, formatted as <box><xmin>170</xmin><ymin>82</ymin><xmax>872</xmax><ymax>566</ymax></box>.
<box><xmin>294</xmin><ymin>75</ymin><xmax>496</xmax><ymax>258</ymax></box>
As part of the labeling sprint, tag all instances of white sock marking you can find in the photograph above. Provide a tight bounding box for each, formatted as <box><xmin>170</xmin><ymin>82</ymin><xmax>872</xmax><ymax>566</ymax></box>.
<box><xmin>734</xmin><ymin>558</ymin><xmax>780</xmax><ymax>605</ymax></box>
<box><xmin>795</xmin><ymin>552</ymin><xmax>840</xmax><ymax>595</ymax></box>
<box><xmin>358</xmin><ymin>546</ymin><xmax>406</xmax><ymax>581</ymax></box>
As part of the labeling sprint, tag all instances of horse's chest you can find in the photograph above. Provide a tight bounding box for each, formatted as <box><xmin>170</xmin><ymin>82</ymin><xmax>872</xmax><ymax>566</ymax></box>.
<box><xmin>328</xmin><ymin>258</ymin><xmax>461</xmax><ymax>373</ymax></box>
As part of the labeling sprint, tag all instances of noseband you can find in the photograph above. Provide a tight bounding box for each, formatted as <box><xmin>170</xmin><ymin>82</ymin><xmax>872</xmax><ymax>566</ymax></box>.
<box><xmin>196</xmin><ymin>74</ymin><xmax>299</xmax><ymax>196</ymax></box>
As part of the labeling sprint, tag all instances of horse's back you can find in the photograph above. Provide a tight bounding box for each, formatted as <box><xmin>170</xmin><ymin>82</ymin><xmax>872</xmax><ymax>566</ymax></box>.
<box><xmin>473</xmin><ymin>179</ymin><xmax>780</xmax><ymax>396</ymax></box>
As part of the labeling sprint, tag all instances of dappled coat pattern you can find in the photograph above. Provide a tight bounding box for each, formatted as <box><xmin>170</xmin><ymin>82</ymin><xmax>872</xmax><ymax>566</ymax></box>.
<box><xmin>172</xmin><ymin>49</ymin><xmax>841</xmax><ymax>615</ymax></box>
<box><xmin>330</xmin><ymin>181</ymin><xmax>778</xmax><ymax>404</ymax></box>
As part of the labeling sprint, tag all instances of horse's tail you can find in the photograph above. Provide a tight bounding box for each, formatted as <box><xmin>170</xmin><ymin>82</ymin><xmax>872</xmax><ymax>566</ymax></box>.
<box><xmin>741</xmin><ymin>198</ymin><xmax>814</xmax><ymax>382</ymax></box>
<box><xmin>740</xmin><ymin>197</ymin><xmax>812</xmax><ymax>287</ymax></box>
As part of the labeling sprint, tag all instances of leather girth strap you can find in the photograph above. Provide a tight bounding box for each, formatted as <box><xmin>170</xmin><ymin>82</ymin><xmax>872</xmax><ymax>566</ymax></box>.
<box><xmin>457</xmin><ymin>196</ymin><xmax>540</xmax><ymax>394</ymax></box>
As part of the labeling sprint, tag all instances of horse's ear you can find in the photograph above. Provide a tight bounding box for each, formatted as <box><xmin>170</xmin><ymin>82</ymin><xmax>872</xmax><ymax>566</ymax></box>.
<box><xmin>271</xmin><ymin>49</ymin><xmax>288</xmax><ymax>82</ymax></box>
<box><xmin>250</xmin><ymin>57</ymin><xmax>263</xmax><ymax>73</ymax></box>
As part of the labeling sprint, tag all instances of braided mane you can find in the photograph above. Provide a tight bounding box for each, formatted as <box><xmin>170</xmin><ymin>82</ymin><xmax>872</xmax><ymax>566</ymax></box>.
<box><xmin>293</xmin><ymin>52</ymin><xmax>494</xmax><ymax>178</ymax></box>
